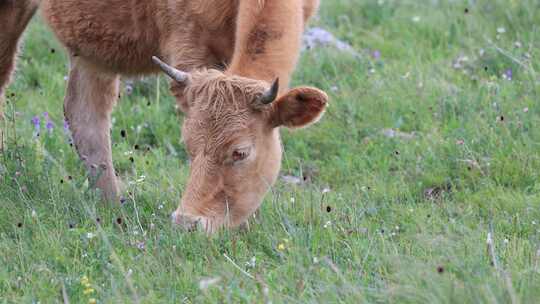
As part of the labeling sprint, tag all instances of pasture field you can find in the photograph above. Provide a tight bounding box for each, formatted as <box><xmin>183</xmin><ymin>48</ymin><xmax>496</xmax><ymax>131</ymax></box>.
<box><xmin>1</xmin><ymin>0</ymin><xmax>540</xmax><ymax>302</ymax></box>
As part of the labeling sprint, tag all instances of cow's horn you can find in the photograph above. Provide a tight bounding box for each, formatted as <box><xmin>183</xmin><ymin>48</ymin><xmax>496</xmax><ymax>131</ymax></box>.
<box><xmin>259</xmin><ymin>78</ymin><xmax>279</xmax><ymax>104</ymax></box>
<box><xmin>152</xmin><ymin>56</ymin><xmax>190</xmax><ymax>84</ymax></box>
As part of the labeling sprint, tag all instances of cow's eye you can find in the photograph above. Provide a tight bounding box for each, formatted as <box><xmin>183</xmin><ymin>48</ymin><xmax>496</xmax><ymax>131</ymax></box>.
<box><xmin>231</xmin><ymin>147</ymin><xmax>251</xmax><ymax>164</ymax></box>
<box><xmin>232</xmin><ymin>150</ymin><xmax>248</xmax><ymax>162</ymax></box>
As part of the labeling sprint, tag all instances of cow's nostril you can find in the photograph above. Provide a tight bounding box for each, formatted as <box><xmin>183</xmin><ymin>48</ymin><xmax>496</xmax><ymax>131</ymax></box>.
<box><xmin>171</xmin><ymin>212</ymin><xmax>204</xmax><ymax>232</ymax></box>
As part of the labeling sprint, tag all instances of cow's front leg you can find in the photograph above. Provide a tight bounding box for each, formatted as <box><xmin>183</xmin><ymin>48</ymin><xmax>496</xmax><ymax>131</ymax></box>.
<box><xmin>0</xmin><ymin>0</ymin><xmax>40</xmax><ymax>148</ymax></box>
<box><xmin>64</xmin><ymin>58</ymin><xmax>119</xmax><ymax>201</ymax></box>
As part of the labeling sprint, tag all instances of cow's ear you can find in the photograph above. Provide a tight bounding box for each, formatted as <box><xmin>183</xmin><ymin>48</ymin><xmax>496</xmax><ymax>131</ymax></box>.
<box><xmin>270</xmin><ymin>87</ymin><xmax>328</xmax><ymax>128</ymax></box>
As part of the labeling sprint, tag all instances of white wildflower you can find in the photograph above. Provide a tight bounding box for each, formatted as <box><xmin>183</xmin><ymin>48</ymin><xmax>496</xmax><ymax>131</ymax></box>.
<box><xmin>199</xmin><ymin>277</ymin><xmax>221</xmax><ymax>291</ymax></box>
<box><xmin>245</xmin><ymin>256</ymin><xmax>256</xmax><ymax>268</ymax></box>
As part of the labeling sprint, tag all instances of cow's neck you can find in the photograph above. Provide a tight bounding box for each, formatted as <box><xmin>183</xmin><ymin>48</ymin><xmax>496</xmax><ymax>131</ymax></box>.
<box><xmin>226</xmin><ymin>0</ymin><xmax>304</xmax><ymax>94</ymax></box>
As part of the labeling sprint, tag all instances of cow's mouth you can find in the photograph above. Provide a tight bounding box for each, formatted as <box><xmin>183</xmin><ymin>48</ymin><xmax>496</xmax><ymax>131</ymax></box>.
<box><xmin>171</xmin><ymin>211</ymin><xmax>202</xmax><ymax>232</ymax></box>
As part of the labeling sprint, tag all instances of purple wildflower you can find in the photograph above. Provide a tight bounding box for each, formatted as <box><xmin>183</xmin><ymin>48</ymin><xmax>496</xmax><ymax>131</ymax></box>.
<box><xmin>372</xmin><ymin>50</ymin><xmax>381</xmax><ymax>60</ymax></box>
<box><xmin>46</xmin><ymin>120</ymin><xmax>54</xmax><ymax>132</ymax></box>
<box><xmin>504</xmin><ymin>68</ymin><xmax>512</xmax><ymax>80</ymax></box>
<box><xmin>42</xmin><ymin>111</ymin><xmax>49</xmax><ymax>118</ymax></box>
<box><xmin>62</xmin><ymin>119</ymin><xmax>74</xmax><ymax>144</ymax></box>
<box><xmin>31</xmin><ymin>116</ymin><xmax>40</xmax><ymax>131</ymax></box>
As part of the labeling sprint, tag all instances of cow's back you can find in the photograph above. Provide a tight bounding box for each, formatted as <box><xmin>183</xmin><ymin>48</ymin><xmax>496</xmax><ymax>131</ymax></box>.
<box><xmin>41</xmin><ymin>0</ymin><xmax>313</xmax><ymax>77</ymax></box>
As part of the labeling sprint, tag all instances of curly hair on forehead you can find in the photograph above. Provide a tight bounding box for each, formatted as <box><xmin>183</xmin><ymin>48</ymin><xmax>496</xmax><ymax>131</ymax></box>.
<box><xmin>184</xmin><ymin>69</ymin><xmax>268</xmax><ymax>115</ymax></box>
<box><xmin>181</xmin><ymin>69</ymin><xmax>273</xmax><ymax>156</ymax></box>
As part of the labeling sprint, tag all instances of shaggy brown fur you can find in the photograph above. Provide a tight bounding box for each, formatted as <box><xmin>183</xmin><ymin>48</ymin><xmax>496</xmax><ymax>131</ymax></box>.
<box><xmin>0</xmin><ymin>0</ymin><xmax>327</xmax><ymax>232</ymax></box>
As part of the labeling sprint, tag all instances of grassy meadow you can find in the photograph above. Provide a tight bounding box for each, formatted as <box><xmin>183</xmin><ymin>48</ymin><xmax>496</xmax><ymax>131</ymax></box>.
<box><xmin>1</xmin><ymin>0</ymin><xmax>540</xmax><ymax>302</ymax></box>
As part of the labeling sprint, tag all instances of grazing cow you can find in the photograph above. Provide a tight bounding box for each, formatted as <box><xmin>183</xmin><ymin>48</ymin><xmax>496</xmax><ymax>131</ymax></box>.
<box><xmin>0</xmin><ymin>0</ymin><xmax>328</xmax><ymax>233</ymax></box>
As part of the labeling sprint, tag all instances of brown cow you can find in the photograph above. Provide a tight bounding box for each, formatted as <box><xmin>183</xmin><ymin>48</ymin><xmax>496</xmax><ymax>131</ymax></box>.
<box><xmin>0</xmin><ymin>0</ymin><xmax>328</xmax><ymax>233</ymax></box>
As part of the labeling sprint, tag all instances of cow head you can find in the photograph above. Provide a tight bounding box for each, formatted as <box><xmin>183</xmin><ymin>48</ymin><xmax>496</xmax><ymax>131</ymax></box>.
<box><xmin>152</xmin><ymin>57</ymin><xmax>328</xmax><ymax>233</ymax></box>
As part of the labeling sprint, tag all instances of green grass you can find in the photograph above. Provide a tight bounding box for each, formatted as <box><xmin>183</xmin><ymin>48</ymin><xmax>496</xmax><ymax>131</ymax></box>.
<box><xmin>1</xmin><ymin>0</ymin><xmax>540</xmax><ymax>302</ymax></box>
